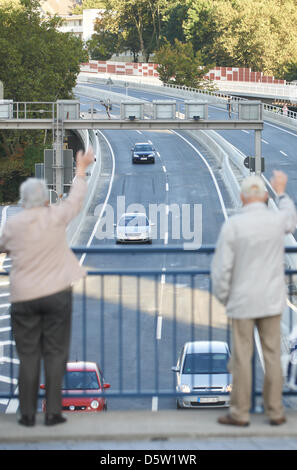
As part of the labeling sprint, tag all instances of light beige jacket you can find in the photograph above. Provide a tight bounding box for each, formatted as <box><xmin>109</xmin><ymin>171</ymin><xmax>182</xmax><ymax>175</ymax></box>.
<box><xmin>0</xmin><ymin>176</ymin><xmax>87</xmax><ymax>303</ymax></box>
<box><xmin>211</xmin><ymin>195</ymin><xmax>297</xmax><ymax>319</ymax></box>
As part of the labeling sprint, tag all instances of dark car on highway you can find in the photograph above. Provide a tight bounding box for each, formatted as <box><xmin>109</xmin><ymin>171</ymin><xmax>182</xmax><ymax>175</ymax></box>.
<box><xmin>131</xmin><ymin>142</ymin><xmax>156</xmax><ymax>163</ymax></box>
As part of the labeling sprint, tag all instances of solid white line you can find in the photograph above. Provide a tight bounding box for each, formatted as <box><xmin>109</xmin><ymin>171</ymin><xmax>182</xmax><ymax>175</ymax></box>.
<box><xmin>280</xmin><ymin>150</ymin><xmax>288</xmax><ymax>156</ymax></box>
<box><xmin>264</xmin><ymin>121</ymin><xmax>297</xmax><ymax>137</ymax></box>
<box><xmin>172</xmin><ymin>131</ymin><xmax>228</xmax><ymax>221</ymax></box>
<box><xmin>79</xmin><ymin>131</ymin><xmax>116</xmax><ymax>266</ymax></box>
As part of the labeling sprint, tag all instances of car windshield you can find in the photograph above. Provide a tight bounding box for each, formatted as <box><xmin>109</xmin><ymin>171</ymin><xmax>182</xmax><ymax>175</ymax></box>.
<box><xmin>119</xmin><ymin>215</ymin><xmax>149</xmax><ymax>227</ymax></box>
<box><xmin>134</xmin><ymin>145</ymin><xmax>153</xmax><ymax>152</ymax></box>
<box><xmin>182</xmin><ymin>353</ymin><xmax>229</xmax><ymax>374</ymax></box>
<box><xmin>62</xmin><ymin>371</ymin><xmax>100</xmax><ymax>390</ymax></box>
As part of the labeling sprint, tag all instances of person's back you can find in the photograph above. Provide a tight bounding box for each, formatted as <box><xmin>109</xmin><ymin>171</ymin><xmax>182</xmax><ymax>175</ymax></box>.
<box><xmin>225</xmin><ymin>201</ymin><xmax>290</xmax><ymax>318</ymax></box>
<box><xmin>211</xmin><ymin>172</ymin><xmax>297</xmax><ymax>319</ymax></box>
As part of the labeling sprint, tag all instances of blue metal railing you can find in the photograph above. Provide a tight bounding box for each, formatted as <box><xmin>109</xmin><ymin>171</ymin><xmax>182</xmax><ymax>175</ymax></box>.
<box><xmin>1</xmin><ymin>245</ymin><xmax>297</xmax><ymax>412</ymax></box>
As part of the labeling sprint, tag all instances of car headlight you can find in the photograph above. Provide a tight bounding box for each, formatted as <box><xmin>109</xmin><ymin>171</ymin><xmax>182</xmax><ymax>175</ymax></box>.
<box><xmin>180</xmin><ymin>384</ymin><xmax>191</xmax><ymax>393</ymax></box>
<box><xmin>90</xmin><ymin>400</ymin><xmax>99</xmax><ymax>409</ymax></box>
<box><xmin>225</xmin><ymin>384</ymin><xmax>232</xmax><ymax>393</ymax></box>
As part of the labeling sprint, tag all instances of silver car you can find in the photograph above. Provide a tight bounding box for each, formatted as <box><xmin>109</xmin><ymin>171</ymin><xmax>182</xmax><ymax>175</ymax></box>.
<box><xmin>116</xmin><ymin>212</ymin><xmax>152</xmax><ymax>244</ymax></box>
<box><xmin>172</xmin><ymin>341</ymin><xmax>232</xmax><ymax>409</ymax></box>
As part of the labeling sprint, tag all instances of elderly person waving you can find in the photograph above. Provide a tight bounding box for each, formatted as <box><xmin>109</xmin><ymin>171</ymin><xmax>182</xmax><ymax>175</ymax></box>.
<box><xmin>0</xmin><ymin>147</ymin><xmax>94</xmax><ymax>427</ymax></box>
<box><xmin>211</xmin><ymin>171</ymin><xmax>297</xmax><ymax>427</ymax></box>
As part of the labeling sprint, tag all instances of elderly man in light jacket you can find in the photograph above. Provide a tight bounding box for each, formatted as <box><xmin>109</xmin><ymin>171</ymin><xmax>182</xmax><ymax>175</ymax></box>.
<box><xmin>211</xmin><ymin>170</ymin><xmax>297</xmax><ymax>427</ymax></box>
<box><xmin>0</xmin><ymin>147</ymin><xmax>94</xmax><ymax>427</ymax></box>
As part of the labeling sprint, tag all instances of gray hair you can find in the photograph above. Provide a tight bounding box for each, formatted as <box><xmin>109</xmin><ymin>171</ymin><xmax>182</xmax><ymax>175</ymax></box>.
<box><xmin>19</xmin><ymin>178</ymin><xmax>49</xmax><ymax>209</ymax></box>
<box><xmin>241</xmin><ymin>175</ymin><xmax>267</xmax><ymax>199</ymax></box>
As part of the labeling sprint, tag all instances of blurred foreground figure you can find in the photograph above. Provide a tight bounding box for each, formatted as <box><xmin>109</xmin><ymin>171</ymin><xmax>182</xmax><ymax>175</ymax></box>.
<box><xmin>211</xmin><ymin>171</ymin><xmax>297</xmax><ymax>427</ymax></box>
<box><xmin>0</xmin><ymin>147</ymin><xmax>94</xmax><ymax>427</ymax></box>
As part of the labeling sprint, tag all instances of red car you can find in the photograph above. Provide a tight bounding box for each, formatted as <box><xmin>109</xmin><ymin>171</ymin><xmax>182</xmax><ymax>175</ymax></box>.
<box><xmin>40</xmin><ymin>361</ymin><xmax>110</xmax><ymax>412</ymax></box>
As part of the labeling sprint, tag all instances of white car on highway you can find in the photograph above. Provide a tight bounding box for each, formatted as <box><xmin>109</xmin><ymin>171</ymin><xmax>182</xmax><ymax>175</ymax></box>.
<box><xmin>172</xmin><ymin>341</ymin><xmax>232</xmax><ymax>409</ymax></box>
<box><xmin>115</xmin><ymin>212</ymin><xmax>153</xmax><ymax>244</ymax></box>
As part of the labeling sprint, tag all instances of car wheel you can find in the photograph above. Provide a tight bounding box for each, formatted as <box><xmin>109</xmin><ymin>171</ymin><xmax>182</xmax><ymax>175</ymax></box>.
<box><xmin>176</xmin><ymin>400</ymin><xmax>182</xmax><ymax>409</ymax></box>
<box><xmin>147</xmin><ymin>239</ymin><xmax>152</xmax><ymax>244</ymax></box>
<box><xmin>152</xmin><ymin>158</ymin><xmax>155</xmax><ymax>163</ymax></box>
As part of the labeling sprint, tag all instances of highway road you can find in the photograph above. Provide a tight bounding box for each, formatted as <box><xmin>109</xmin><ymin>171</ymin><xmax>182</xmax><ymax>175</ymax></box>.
<box><xmin>0</xmin><ymin>80</ymin><xmax>296</xmax><ymax>414</ymax></box>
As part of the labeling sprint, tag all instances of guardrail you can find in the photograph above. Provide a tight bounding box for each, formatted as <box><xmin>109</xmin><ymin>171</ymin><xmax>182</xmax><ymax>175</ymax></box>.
<box><xmin>1</xmin><ymin>245</ymin><xmax>297</xmax><ymax>413</ymax></box>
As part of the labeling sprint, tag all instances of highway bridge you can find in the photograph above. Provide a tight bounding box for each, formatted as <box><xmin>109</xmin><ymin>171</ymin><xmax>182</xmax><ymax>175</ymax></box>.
<box><xmin>0</xmin><ymin>77</ymin><xmax>297</xmax><ymax>421</ymax></box>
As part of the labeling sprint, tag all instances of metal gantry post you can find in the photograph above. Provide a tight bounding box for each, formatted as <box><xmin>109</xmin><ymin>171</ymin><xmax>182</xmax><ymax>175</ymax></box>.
<box><xmin>53</xmin><ymin>102</ymin><xmax>64</xmax><ymax>198</ymax></box>
<box><xmin>254</xmin><ymin>129</ymin><xmax>262</xmax><ymax>176</ymax></box>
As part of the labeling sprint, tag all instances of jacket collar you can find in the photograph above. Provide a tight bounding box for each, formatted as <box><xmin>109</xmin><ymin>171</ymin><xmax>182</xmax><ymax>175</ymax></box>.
<box><xmin>241</xmin><ymin>202</ymin><xmax>267</xmax><ymax>212</ymax></box>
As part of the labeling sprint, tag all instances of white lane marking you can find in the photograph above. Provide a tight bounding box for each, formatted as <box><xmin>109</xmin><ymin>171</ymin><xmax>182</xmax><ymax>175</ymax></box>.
<box><xmin>166</xmin><ymin>205</ymin><xmax>169</xmax><ymax>216</ymax></box>
<box><xmin>157</xmin><ymin>152</ymin><xmax>161</xmax><ymax>157</ymax></box>
<box><xmin>156</xmin><ymin>316</ymin><xmax>163</xmax><ymax>340</ymax></box>
<box><xmin>162</xmin><ymin>165</ymin><xmax>167</xmax><ymax>173</ymax></box>
<box><xmin>148</xmin><ymin>140</ymin><xmax>153</xmax><ymax>145</ymax></box>
<box><xmin>0</xmin><ymin>316</ymin><xmax>10</xmax><ymax>321</ymax></box>
<box><xmin>164</xmin><ymin>232</ymin><xmax>168</xmax><ymax>245</ymax></box>
<box><xmin>136</xmin><ymin>130</ymin><xmax>142</xmax><ymax>135</ymax></box>
<box><xmin>5</xmin><ymin>387</ymin><xmax>19</xmax><ymax>414</ymax></box>
<box><xmin>280</xmin><ymin>150</ymin><xmax>288</xmax><ymax>156</ymax></box>
<box><xmin>0</xmin><ymin>304</ymin><xmax>10</xmax><ymax>309</ymax></box>
<box><xmin>0</xmin><ymin>341</ymin><xmax>15</xmax><ymax>346</ymax></box>
<box><xmin>152</xmin><ymin>396</ymin><xmax>158</xmax><ymax>412</ymax></box>
<box><xmin>0</xmin><ymin>327</ymin><xmax>11</xmax><ymax>333</ymax></box>
<box><xmin>0</xmin><ymin>293</ymin><xmax>9</xmax><ymax>297</ymax></box>
<box><xmin>161</xmin><ymin>274</ymin><xmax>166</xmax><ymax>284</ymax></box>
<box><xmin>0</xmin><ymin>399</ymin><xmax>8</xmax><ymax>405</ymax></box>
<box><xmin>0</xmin><ymin>357</ymin><xmax>19</xmax><ymax>364</ymax></box>
<box><xmin>172</xmin><ymin>131</ymin><xmax>228</xmax><ymax>221</ymax></box>
<box><xmin>0</xmin><ymin>375</ymin><xmax>17</xmax><ymax>385</ymax></box>
<box><xmin>262</xmin><ymin>139</ymin><xmax>269</xmax><ymax>144</ymax></box>
<box><xmin>79</xmin><ymin>130</ymin><xmax>115</xmax><ymax>266</ymax></box>
<box><xmin>165</xmin><ymin>183</ymin><xmax>169</xmax><ymax>192</ymax></box>
<box><xmin>0</xmin><ymin>206</ymin><xmax>9</xmax><ymax>234</ymax></box>
<box><xmin>241</xmin><ymin>130</ymin><xmax>249</xmax><ymax>134</ymax></box>
<box><xmin>0</xmin><ymin>282</ymin><xmax>9</xmax><ymax>287</ymax></box>
<box><xmin>264</xmin><ymin>121</ymin><xmax>297</xmax><ymax>138</ymax></box>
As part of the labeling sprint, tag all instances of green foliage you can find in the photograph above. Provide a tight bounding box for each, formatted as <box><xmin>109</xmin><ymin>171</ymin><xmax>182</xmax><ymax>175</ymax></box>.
<box><xmin>281</xmin><ymin>62</ymin><xmax>297</xmax><ymax>82</ymax></box>
<box><xmin>183</xmin><ymin>0</ymin><xmax>297</xmax><ymax>76</ymax></box>
<box><xmin>154</xmin><ymin>39</ymin><xmax>212</xmax><ymax>89</ymax></box>
<box><xmin>0</xmin><ymin>0</ymin><xmax>87</xmax><ymax>202</ymax></box>
<box><xmin>72</xmin><ymin>0</ymin><xmax>105</xmax><ymax>15</ymax></box>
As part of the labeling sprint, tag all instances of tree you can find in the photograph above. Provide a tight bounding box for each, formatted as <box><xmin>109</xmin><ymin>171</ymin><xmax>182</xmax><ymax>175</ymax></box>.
<box><xmin>0</xmin><ymin>0</ymin><xmax>87</xmax><ymax>202</ymax></box>
<box><xmin>281</xmin><ymin>62</ymin><xmax>297</xmax><ymax>83</ymax></box>
<box><xmin>100</xmin><ymin>0</ymin><xmax>168</xmax><ymax>62</ymax></box>
<box><xmin>183</xmin><ymin>0</ymin><xmax>297</xmax><ymax>76</ymax></box>
<box><xmin>87</xmin><ymin>15</ymin><xmax>119</xmax><ymax>60</ymax></box>
<box><xmin>154</xmin><ymin>39</ymin><xmax>212</xmax><ymax>89</ymax></box>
